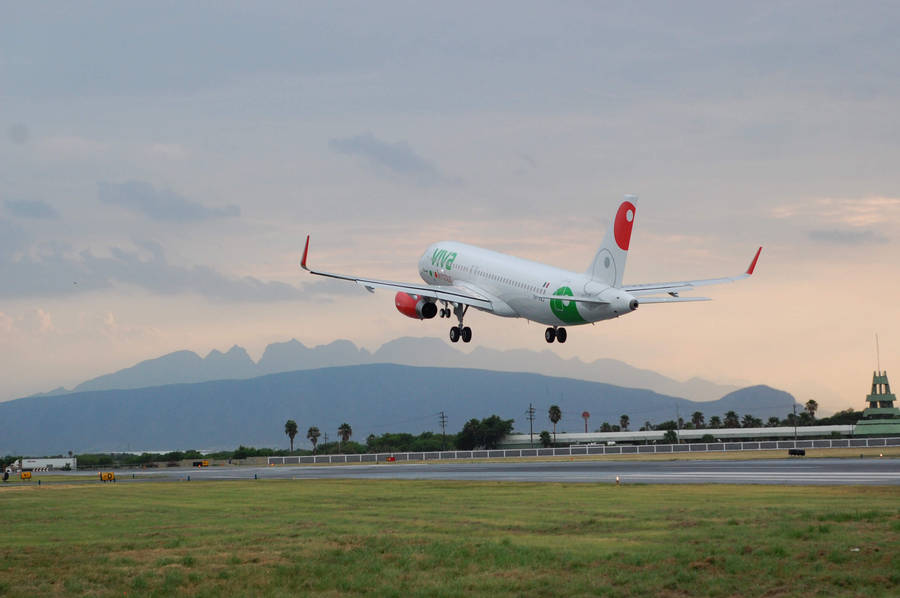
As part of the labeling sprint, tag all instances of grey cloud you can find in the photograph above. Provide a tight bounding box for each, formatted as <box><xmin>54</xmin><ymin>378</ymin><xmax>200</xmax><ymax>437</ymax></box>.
<box><xmin>4</xmin><ymin>199</ymin><xmax>59</xmax><ymax>220</ymax></box>
<box><xmin>7</xmin><ymin>124</ymin><xmax>29</xmax><ymax>144</ymax></box>
<box><xmin>98</xmin><ymin>181</ymin><xmax>240</xmax><ymax>221</ymax></box>
<box><xmin>808</xmin><ymin>229</ymin><xmax>888</xmax><ymax>245</ymax></box>
<box><xmin>0</xmin><ymin>219</ymin><xmax>29</xmax><ymax>260</ymax></box>
<box><xmin>330</xmin><ymin>133</ymin><xmax>460</xmax><ymax>186</ymax></box>
<box><xmin>0</xmin><ymin>238</ymin><xmax>328</xmax><ymax>302</ymax></box>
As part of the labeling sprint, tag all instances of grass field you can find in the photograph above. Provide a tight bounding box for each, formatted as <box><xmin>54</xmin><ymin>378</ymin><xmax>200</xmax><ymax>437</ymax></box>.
<box><xmin>1</xmin><ymin>480</ymin><xmax>898</xmax><ymax>597</ymax></box>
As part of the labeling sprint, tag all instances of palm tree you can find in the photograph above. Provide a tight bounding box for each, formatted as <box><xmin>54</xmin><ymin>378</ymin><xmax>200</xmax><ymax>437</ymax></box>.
<box><xmin>284</xmin><ymin>419</ymin><xmax>298</xmax><ymax>452</ymax></box>
<box><xmin>548</xmin><ymin>405</ymin><xmax>562</xmax><ymax>445</ymax></box>
<box><xmin>708</xmin><ymin>415</ymin><xmax>722</xmax><ymax>429</ymax></box>
<box><xmin>338</xmin><ymin>423</ymin><xmax>352</xmax><ymax>444</ymax></box>
<box><xmin>805</xmin><ymin>399</ymin><xmax>818</xmax><ymax>420</ymax></box>
<box><xmin>767</xmin><ymin>416</ymin><xmax>781</xmax><ymax>427</ymax></box>
<box><xmin>691</xmin><ymin>411</ymin><xmax>705</xmax><ymax>428</ymax></box>
<box><xmin>619</xmin><ymin>414</ymin><xmax>630</xmax><ymax>431</ymax></box>
<box><xmin>539</xmin><ymin>431</ymin><xmax>552</xmax><ymax>448</ymax></box>
<box><xmin>741</xmin><ymin>414</ymin><xmax>762</xmax><ymax>428</ymax></box>
<box><xmin>307</xmin><ymin>426</ymin><xmax>321</xmax><ymax>453</ymax></box>
<box><xmin>724</xmin><ymin>411</ymin><xmax>740</xmax><ymax>428</ymax></box>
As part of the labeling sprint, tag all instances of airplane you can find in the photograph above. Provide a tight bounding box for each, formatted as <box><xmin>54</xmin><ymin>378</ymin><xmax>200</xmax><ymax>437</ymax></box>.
<box><xmin>301</xmin><ymin>195</ymin><xmax>761</xmax><ymax>344</ymax></box>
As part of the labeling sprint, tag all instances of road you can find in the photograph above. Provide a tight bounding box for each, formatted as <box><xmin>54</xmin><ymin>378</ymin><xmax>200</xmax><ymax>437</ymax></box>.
<box><xmin>118</xmin><ymin>457</ymin><xmax>900</xmax><ymax>485</ymax></box>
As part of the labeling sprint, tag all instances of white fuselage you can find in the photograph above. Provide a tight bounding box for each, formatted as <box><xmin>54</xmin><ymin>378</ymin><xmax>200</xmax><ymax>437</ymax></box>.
<box><xmin>417</xmin><ymin>241</ymin><xmax>637</xmax><ymax>327</ymax></box>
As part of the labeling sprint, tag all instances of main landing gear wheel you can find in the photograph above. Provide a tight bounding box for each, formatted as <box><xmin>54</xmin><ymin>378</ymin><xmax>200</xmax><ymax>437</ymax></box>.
<box><xmin>449</xmin><ymin>304</ymin><xmax>472</xmax><ymax>343</ymax></box>
<box><xmin>545</xmin><ymin>327</ymin><xmax>567</xmax><ymax>343</ymax></box>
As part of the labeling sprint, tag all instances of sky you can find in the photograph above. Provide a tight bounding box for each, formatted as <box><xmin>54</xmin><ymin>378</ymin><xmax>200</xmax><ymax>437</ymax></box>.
<box><xmin>2</xmin><ymin>1</ymin><xmax>899</xmax><ymax>415</ymax></box>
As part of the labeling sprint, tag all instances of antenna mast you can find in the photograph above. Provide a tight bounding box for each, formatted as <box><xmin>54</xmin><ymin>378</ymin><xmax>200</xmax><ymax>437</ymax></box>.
<box><xmin>876</xmin><ymin>333</ymin><xmax>881</xmax><ymax>372</ymax></box>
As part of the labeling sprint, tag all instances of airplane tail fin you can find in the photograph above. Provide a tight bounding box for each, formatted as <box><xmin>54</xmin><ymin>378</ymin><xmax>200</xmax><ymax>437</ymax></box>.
<box><xmin>586</xmin><ymin>195</ymin><xmax>637</xmax><ymax>287</ymax></box>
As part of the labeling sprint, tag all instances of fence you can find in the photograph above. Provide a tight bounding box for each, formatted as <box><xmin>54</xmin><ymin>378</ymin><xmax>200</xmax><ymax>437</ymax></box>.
<box><xmin>268</xmin><ymin>436</ymin><xmax>900</xmax><ymax>465</ymax></box>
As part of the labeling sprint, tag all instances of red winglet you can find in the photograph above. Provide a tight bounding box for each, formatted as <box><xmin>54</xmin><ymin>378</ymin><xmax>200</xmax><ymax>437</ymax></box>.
<box><xmin>746</xmin><ymin>246</ymin><xmax>762</xmax><ymax>275</ymax></box>
<box><xmin>301</xmin><ymin>235</ymin><xmax>310</xmax><ymax>270</ymax></box>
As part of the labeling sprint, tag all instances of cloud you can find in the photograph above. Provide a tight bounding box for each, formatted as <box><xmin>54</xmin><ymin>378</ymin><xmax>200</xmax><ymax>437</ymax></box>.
<box><xmin>7</xmin><ymin>123</ymin><xmax>29</xmax><ymax>144</ymax></box>
<box><xmin>0</xmin><ymin>238</ymin><xmax>363</xmax><ymax>303</ymax></box>
<box><xmin>773</xmin><ymin>197</ymin><xmax>900</xmax><ymax>228</ymax></box>
<box><xmin>808</xmin><ymin>229</ymin><xmax>888</xmax><ymax>245</ymax></box>
<box><xmin>4</xmin><ymin>199</ymin><xmax>59</xmax><ymax>220</ymax></box>
<box><xmin>98</xmin><ymin>181</ymin><xmax>240</xmax><ymax>221</ymax></box>
<box><xmin>0</xmin><ymin>218</ymin><xmax>29</xmax><ymax>260</ymax></box>
<box><xmin>329</xmin><ymin>133</ymin><xmax>460</xmax><ymax>186</ymax></box>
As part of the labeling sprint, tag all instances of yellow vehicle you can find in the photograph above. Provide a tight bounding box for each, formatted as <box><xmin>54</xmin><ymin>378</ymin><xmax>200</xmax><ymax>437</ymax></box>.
<box><xmin>99</xmin><ymin>472</ymin><xmax>116</xmax><ymax>482</ymax></box>
<box><xmin>20</xmin><ymin>471</ymin><xmax>32</xmax><ymax>480</ymax></box>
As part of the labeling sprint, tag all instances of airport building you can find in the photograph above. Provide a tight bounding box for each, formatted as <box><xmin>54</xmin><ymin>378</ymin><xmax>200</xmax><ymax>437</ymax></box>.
<box><xmin>499</xmin><ymin>425</ymin><xmax>855</xmax><ymax>449</ymax></box>
<box><xmin>855</xmin><ymin>370</ymin><xmax>900</xmax><ymax>436</ymax></box>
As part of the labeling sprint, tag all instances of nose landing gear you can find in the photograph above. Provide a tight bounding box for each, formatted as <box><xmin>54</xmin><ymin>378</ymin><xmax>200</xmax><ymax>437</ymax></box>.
<box><xmin>545</xmin><ymin>327</ymin><xmax>567</xmax><ymax>343</ymax></box>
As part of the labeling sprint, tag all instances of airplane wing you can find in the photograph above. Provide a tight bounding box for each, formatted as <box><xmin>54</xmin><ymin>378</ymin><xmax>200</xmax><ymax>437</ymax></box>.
<box><xmin>300</xmin><ymin>236</ymin><xmax>494</xmax><ymax>310</ymax></box>
<box><xmin>623</xmin><ymin>247</ymin><xmax>762</xmax><ymax>300</ymax></box>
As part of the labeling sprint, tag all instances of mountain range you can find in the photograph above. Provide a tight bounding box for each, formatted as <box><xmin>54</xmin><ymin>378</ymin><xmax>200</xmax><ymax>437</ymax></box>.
<box><xmin>1</xmin><ymin>364</ymin><xmax>795</xmax><ymax>455</ymax></box>
<box><xmin>36</xmin><ymin>337</ymin><xmax>740</xmax><ymax>402</ymax></box>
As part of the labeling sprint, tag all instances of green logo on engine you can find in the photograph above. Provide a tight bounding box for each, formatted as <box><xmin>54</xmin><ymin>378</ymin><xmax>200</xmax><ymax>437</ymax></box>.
<box><xmin>550</xmin><ymin>286</ymin><xmax>586</xmax><ymax>324</ymax></box>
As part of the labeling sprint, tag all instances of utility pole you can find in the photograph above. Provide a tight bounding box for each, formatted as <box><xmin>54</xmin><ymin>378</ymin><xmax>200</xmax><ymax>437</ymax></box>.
<box><xmin>439</xmin><ymin>411</ymin><xmax>448</xmax><ymax>450</ymax></box>
<box><xmin>323</xmin><ymin>432</ymin><xmax>329</xmax><ymax>453</ymax></box>
<box><xmin>792</xmin><ymin>404</ymin><xmax>798</xmax><ymax>442</ymax></box>
<box><xmin>526</xmin><ymin>403</ymin><xmax>536</xmax><ymax>448</ymax></box>
<box><xmin>675</xmin><ymin>405</ymin><xmax>681</xmax><ymax>444</ymax></box>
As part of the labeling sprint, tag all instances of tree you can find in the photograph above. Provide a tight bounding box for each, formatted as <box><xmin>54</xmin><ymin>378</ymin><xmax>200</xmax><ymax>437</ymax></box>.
<box><xmin>708</xmin><ymin>416</ymin><xmax>722</xmax><ymax>429</ymax></box>
<box><xmin>805</xmin><ymin>399</ymin><xmax>818</xmax><ymax>420</ymax></box>
<box><xmin>600</xmin><ymin>422</ymin><xmax>612</xmax><ymax>433</ymax></box>
<box><xmin>307</xmin><ymin>426</ymin><xmax>321</xmax><ymax>453</ymax></box>
<box><xmin>663</xmin><ymin>430</ymin><xmax>678</xmax><ymax>444</ymax></box>
<box><xmin>767</xmin><ymin>416</ymin><xmax>781</xmax><ymax>427</ymax></box>
<box><xmin>338</xmin><ymin>422</ymin><xmax>352</xmax><ymax>444</ymax></box>
<box><xmin>723</xmin><ymin>411</ymin><xmax>740</xmax><ymax>428</ymax></box>
<box><xmin>691</xmin><ymin>411</ymin><xmax>705</xmax><ymax>428</ymax></box>
<box><xmin>548</xmin><ymin>405</ymin><xmax>562</xmax><ymax>445</ymax></box>
<box><xmin>539</xmin><ymin>431</ymin><xmax>552</xmax><ymax>448</ymax></box>
<box><xmin>284</xmin><ymin>419</ymin><xmax>298</xmax><ymax>452</ymax></box>
<box><xmin>741</xmin><ymin>414</ymin><xmax>762</xmax><ymax>428</ymax></box>
<box><xmin>456</xmin><ymin>416</ymin><xmax>515</xmax><ymax>450</ymax></box>
<box><xmin>619</xmin><ymin>414</ymin><xmax>630</xmax><ymax>431</ymax></box>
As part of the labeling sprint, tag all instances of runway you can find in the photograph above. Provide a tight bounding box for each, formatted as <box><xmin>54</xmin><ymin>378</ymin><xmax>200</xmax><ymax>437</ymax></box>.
<box><xmin>132</xmin><ymin>457</ymin><xmax>900</xmax><ymax>486</ymax></box>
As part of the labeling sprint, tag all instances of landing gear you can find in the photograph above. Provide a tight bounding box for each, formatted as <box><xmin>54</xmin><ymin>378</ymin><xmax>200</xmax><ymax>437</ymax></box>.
<box><xmin>448</xmin><ymin>304</ymin><xmax>472</xmax><ymax>343</ymax></box>
<box><xmin>545</xmin><ymin>327</ymin><xmax>567</xmax><ymax>343</ymax></box>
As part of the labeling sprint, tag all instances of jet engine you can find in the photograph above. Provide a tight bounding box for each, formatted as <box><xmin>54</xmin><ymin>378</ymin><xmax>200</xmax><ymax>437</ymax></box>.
<box><xmin>394</xmin><ymin>292</ymin><xmax>437</xmax><ymax>320</ymax></box>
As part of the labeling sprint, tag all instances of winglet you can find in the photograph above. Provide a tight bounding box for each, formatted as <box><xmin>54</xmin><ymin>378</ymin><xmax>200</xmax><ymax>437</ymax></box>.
<box><xmin>300</xmin><ymin>235</ymin><xmax>311</xmax><ymax>271</ymax></box>
<box><xmin>746</xmin><ymin>246</ymin><xmax>762</xmax><ymax>276</ymax></box>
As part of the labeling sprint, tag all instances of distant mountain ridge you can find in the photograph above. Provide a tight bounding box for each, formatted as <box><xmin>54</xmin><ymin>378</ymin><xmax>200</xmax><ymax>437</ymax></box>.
<box><xmin>0</xmin><ymin>364</ymin><xmax>796</xmax><ymax>455</ymax></box>
<box><xmin>39</xmin><ymin>337</ymin><xmax>739</xmax><ymax>402</ymax></box>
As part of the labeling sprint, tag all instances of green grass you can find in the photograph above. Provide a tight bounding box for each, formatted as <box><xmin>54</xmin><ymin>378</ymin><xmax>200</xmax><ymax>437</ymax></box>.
<box><xmin>0</xmin><ymin>480</ymin><xmax>897</xmax><ymax>597</ymax></box>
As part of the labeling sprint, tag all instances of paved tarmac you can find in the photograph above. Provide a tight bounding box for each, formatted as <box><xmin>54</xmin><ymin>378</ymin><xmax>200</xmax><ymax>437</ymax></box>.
<box><xmin>129</xmin><ymin>457</ymin><xmax>900</xmax><ymax>485</ymax></box>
